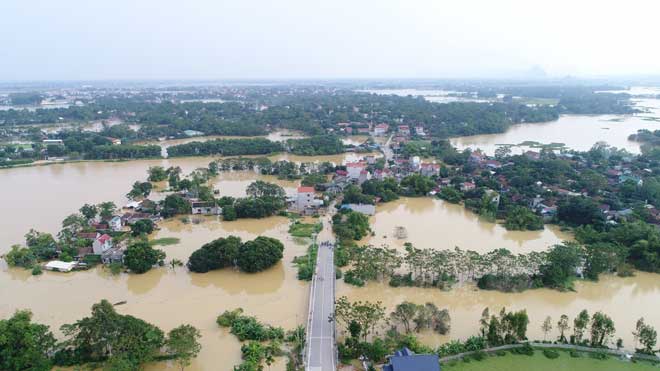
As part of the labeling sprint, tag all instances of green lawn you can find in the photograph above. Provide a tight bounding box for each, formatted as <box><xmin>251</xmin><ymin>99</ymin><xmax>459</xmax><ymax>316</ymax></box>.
<box><xmin>288</xmin><ymin>222</ymin><xmax>322</xmax><ymax>238</ymax></box>
<box><xmin>149</xmin><ymin>237</ymin><xmax>181</xmax><ymax>246</ymax></box>
<box><xmin>442</xmin><ymin>352</ymin><xmax>660</xmax><ymax>371</ymax></box>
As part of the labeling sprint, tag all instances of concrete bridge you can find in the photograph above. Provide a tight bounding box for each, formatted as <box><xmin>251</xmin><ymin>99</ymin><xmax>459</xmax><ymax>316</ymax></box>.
<box><xmin>304</xmin><ymin>239</ymin><xmax>337</xmax><ymax>371</ymax></box>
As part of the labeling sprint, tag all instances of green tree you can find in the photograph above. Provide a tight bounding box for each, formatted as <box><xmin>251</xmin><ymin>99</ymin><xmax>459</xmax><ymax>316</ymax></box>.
<box><xmin>98</xmin><ymin>201</ymin><xmax>117</xmax><ymax>220</ymax></box>
<box><xmin>80</xmin><ymin>203</ymin><xmax>98</xmax><ymax>220</ymax></box>
<box><xmin>166</xmin><ymin>325</ymin><xmax>202</xmax><ymax>371</ymax></box>
<box><xmin>539</xmin><ymin>242</ymin><xmax>583</xmax><ymax>289</ymax></box>
<box><xmin>390</xmin><ymin>302</ymin><xmax>418</xmax><ymax>334</ymax></box>
<box><xmin>131</xmin><ymin>219</ymin><xmax>154</xmax><ymax>236</ymax></box>
<box><xmin>246</xmin><ymin>180</ymin><xmax>285</xmax><ymax>199</ymax></box>
<box><xmin>61</xmin><ymin>300</ymin><xmax>165</xmax><ymax>368</ymax></box>
<box><xmin>236</xmin><ymin>236</ymin><xmax>284</xmax><ymax>273</ymax></box>
<box><xmin>24</xmin><ymin>229</ymin><xmax>57</xmax><ymax>260</ymax></box>
<box><xmin>573</xmin><ymin>310</ymin><xmax>590</xmax><ymax>344</ymax></box>
<box><xmin>187</xmin><ymin>236</ymin><xmax>242</xmax><ymax>273</ymax></box>
<box><xmin>504</xmin><ymin>206</ymin><xmax>543</xmax><ymax>231</ymax></box>
<box><xmin>161</xmin><ymin>194</ymin><xmax>191</xmax><ymax>218</ymax></box>
<box><xmin>127</xmin><ymin>181</ymin><xmax>152</xmax><ymax>199</ymax></box>
<box><xmin>589</xmin><ymin>311</ymin><xmax>615</xmax><ymax>347</ymax></box>
<box><xmin>0</xmin><ymin>310</ymin><xmax>56</xmax><ymax>371</ymax></box>
<box><xmin>4</xmin><ymin>244</ymin><xmax>37</xmax><ymax>268</ymax></box>
<box><xmin>124</xmin><ymin>240</ymin><xmax>165</xmax><ymax>274</ymax></box>
<box><xmin>639</xmin><ymin>323</ymin><xmax>657</xmax><ymax>354</ymax></box>
<box><xmin>334</xmin><ymin>296</ymin><xmax>386</xmax><ymax>341</ymax></box>
<box><xmin>147</xmin><ymin>166</ymin><xmax>168</xmax><ymax>182</ymax></box>
<box><xmin>541</xmin><ymin>316</ymin><xmax>553</xmax><ymax>340</ymax></box>
<box><xmin>557</xmin><ymin>314</ymin><xmax>570</xmax><ymax>343</ymax></box>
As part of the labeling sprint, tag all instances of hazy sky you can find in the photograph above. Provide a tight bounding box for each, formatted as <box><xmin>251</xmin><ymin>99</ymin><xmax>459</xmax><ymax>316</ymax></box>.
<box><xmin>1</xmin><ymin>0</ymin><xmax>659</xmax><ymax>81</ymax></box>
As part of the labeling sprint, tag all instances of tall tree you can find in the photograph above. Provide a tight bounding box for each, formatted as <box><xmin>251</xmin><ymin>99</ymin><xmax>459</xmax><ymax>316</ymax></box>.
<box><xmin>0</xmin><ymin>310</ymin><xmax>56</xmax><ymax>371</ymax></box>
<box><xmin>557</xmin><ymin>314</ymin><xmax>570</xmax><ymax>343</ymax></box>
<box><xmin>541</xmin><ymin>316</ymin><xmax>553</xmax><ymax>340</ymax></box>
<box><xmin>390</xmin><ymin>302</ymin><xmax>418</xmax><ymax>334</ymax></box>
<box><xmin>166</xmin><ymin>325</ymin><xmax>202</xmax><ymax>371</ymax></box>
<box><xmin>573</xmin><ymin>310</ymin><xmax>590</xmax><ymax>344</ymax></box>
<box><xmin>589</xmin><ymin>311</ymin><xmax>615</xmax><ymax>347</ymax></box>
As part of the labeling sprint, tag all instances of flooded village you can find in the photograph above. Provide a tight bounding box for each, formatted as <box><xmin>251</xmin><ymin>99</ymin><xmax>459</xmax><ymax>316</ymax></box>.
<box><xmin>2</xmin><ymin>83</ymin><xmax>660</xmax><ymax>371</ymax></box>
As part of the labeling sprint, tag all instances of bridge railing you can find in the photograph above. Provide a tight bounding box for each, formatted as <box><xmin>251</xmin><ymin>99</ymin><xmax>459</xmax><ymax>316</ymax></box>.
<box><xmin>303</xmin><ymin>242</ymin><xmax>322</xmax><ymax>369</ymax></box>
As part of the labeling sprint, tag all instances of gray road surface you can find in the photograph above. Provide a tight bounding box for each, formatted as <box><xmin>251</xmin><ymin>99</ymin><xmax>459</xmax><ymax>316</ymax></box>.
<box><xmin>305</xmin><ymin>242</ymin><xmax>336</xmax><ymax>371</ymax></box>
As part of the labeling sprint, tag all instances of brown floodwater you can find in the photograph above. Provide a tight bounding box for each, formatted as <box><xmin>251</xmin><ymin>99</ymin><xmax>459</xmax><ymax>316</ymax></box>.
<box><xmin>361</xmin><ymin>198</ymin><xmax>571</xmax><ymax>253</ymax></box>
<box><xmin>338</xmin><ymin>272</ymin><xmax>660</xmax><ymax>351</ymax></box>
<box><xmin>0</xmin><ymin>152</ymin><xmax>369</xmax><ymax>250</ymax></box>
<box><xmin>1</xmin><ymin>157</ymin><xmax>659</xmax><ymax>368</ymax></box>
<box><xmin>144</xmin><ymin>130</ymin><xmax>307</xmax><ymax>157</ymax></box>
<box><xmin>451</xmin><ymin>99</ymin><xmax>660</xmax><ymax>156</ymax></box>
<box><xmin>0</xmin><ymin>216</ymin><xmax>309</xmax><ymax>371</ymax></box>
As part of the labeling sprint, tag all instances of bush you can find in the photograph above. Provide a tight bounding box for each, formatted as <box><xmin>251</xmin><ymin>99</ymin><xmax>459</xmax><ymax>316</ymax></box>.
<box><xmin>543</xmin><ymin>349</ymin><xmax>560</xmax><ymax>359</ymax></box>
<box><xmin>343</xmin><ymin>271</ymin><xmax>365</xmax><ymax>286</ymax></box>
<box><xmin>81</xmin><ymin>254</ymin><xmax>101</xmax><ymax>266</ymax></box>
<box><xmin>31</xmin><ymin>266</ymin><xmax>43</xmax><ymax>275</ymax></box>
<box><xmin>512</xmin><ymin>343</ymin><xmax>534</xmax><ymax>356</ymax></box>
<box><xmin>471</xmin><ymin>350</ymin><xmax>487</xmax><ymax>361</ymax></box>
<box><xmin>495</xmin><ymin>350</ymin><xmax>506</xmax><ymax>356</ymax></box>
<box><xmin>569</xmin><ymin>350</ymin><xmax>582</xmax><ymax>358</ymax></box>
<box><xmin>588</xmin><ymin>351</ymin><xmax>608</xmax><ymax>360</ymax></box>
<box><xmin>216</xmin><ymin>308</ymin><xmax>284</xmax><ymax>342</ymax></box>
<box><xmin>109</xmin><ymin>262</ymin><xmax>123</xmax><ymax>275</ymax></box>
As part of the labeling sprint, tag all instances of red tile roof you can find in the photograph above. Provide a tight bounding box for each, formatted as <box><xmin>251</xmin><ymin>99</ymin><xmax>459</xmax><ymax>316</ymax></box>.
<box><xmin>297</xmin><ymin>186</ymin><xmax>315</xmax><ymax>193</ymax></box>
<box><xmin>96</xmin><ymin>234</ymin><xmax>112</xmax><ymax>243</ymax></box>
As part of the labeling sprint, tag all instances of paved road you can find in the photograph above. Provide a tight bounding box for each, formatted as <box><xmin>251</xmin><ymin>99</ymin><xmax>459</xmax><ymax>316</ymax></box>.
<box><xmin>305</xmin><ymin>216</ymin><xmax>336</xmax><ymax>371</ymax></box>
<box><xmin>380</xmin><ymin>134</ymin><xmax>394</xmax><ymax>161</ymax></box>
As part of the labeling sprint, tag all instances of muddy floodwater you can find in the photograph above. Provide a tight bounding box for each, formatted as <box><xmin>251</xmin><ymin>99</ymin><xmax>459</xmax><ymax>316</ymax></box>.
<box><xmin>362</xmin><ymin>198</ymin><xmax>571</xmax><ymax>253</ymax></box>
<box><xmin>0</xmin><ymin>152</ymin><xmax>370</xmax><ymax>249</ymax></box>
<box><xmin>0</xmin><ymin>216</ymin><xmax>308</xmax><ymax>371</ymax></box>
<box><xmin>1</xmin><ymin>154</ymin><xmax>660</xmax><ymax>368</ymax></box>
<box><xmin>451</xmin><ymin>99</ymin><xmax>660</xmax><ymax>156</ymax></box>
<box><xmin>338</xmin><ymin>271</ymin><xmax>660</xmax><ymax>351</ymax></box>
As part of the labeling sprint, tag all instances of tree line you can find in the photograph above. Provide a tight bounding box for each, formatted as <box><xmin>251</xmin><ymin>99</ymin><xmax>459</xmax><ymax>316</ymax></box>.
<box><xmin>0</xmin><ymin>300</ymin><xmax>201</xmax><ymax>371</ymax></box>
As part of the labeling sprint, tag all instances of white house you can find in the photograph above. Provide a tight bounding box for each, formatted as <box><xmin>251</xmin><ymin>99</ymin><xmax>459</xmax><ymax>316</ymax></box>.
<box><xmin>420</xmin><ymin>163</ymin><xmax>440</xmax><ymax>177</ymax></box>
<box><xmin>296</xmin><ymin>186</ymin><xmax>316</xmax><ymax>211</ymax></box>
<box><xmin>346</xmin><ymin>162</ymin><xmax>367</xmax><ymax>180</ymax></box>
<box><xmin>109</xmin><ymin>216</ymin><xmax>122</xmax><ymax>232</ymax></box>
<box><xmin>92</xmin><ymin>234</ymin><xmax>113</xmax><ymax>255</ymax></box>
<box><xmin>374</xmin><ymin>123</ymin><xmax>389</xmax><ymax>136</ymax></box>
<box><xmin>44</xmin><ymin>260</ymin><xmax>77</xmax><ymax>272</ymax></box>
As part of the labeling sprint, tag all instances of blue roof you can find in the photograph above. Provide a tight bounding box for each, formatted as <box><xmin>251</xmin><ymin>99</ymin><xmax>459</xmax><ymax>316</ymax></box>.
<box><xmin>382</xmin><ymin>348</ymin><xmax>440</xmax><ymax>371</ymax></box>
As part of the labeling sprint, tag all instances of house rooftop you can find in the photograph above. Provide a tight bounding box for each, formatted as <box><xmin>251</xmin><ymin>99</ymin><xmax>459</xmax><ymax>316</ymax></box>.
<box><xmin>382</xmin><ymin>348</ymin><xmax>440</xmax><ymax>371</ymax></box>
<box><xmin>96</xmin><ymin>234</ymin><xmax>112</xmax><ymax>243</ymax></box>
<box><xmin>297</xmin><ymin>186</ymin><xmax>315</xmax><ymax>193</ymax></box>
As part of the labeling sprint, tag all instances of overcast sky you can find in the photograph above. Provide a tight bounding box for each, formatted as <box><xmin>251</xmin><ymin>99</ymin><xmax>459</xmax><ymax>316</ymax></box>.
<box><xmin>1</xmin><ymin>0</ymin><xmax>659</xmax><ymax>81</ymax></box>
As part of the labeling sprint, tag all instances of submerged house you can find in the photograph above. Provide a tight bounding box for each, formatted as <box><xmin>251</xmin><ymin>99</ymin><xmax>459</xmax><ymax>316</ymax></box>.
<box><xmin>189</xmin><ymin>200</ymin><xmax>222</xmax><ymax>215</ymax></box>
<box><xmin>382</xmin><ymin>348</ymin><xmax>440</xmax><ymax>371</ymax></box>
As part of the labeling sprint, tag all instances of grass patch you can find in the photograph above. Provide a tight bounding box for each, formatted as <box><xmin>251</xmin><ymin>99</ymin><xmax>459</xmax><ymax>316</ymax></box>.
<box><xmin>442</xmin><ymin>352</ymin><xmax>658</xmax><ymax>371</ymax></box>
<box><xmin>292</xmin><ymin>244</ymin><xmax>318</xmax><ymax>281</ymax></box>
<box><xmin>288</xmin><ymin>222</ymin><xmax>322</xmax><ymax>238</ymax></box>
<box><xmin>149</xmin><ymin>237</ymin><xmax>181</xmax><ymax>246</ymax></box>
